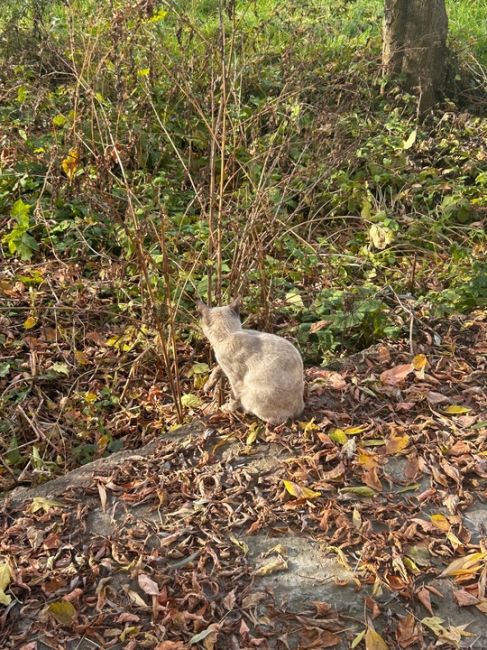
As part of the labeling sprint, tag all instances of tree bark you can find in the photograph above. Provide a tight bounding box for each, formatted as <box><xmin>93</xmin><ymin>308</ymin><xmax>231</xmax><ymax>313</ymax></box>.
<box><xmin>383</xmin><ymin>0</ymin><xmax>448</xmax><ymax>113</ymax></box>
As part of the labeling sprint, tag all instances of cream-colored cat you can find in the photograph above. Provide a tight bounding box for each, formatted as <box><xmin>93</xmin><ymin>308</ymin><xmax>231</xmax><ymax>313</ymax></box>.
<box><xmin>197</xmin><ymin>298</ymin><xmax>304</xmax><ymax>424</ymax></box>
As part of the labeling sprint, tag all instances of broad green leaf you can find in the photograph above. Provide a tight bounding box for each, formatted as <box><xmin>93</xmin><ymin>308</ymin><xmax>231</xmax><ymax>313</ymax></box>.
<box><xmin>285</xmin><ymin>290</ymin><xmax>304</xmax><ymax>309</ymax></box>
<box><xmin>52</xmin><ymin>114</ymin><xmax>67</xmax><ymax>127</ymax></box>
<box><xmin>0</xmin><ymin>362</ymin><xmax>11</xmax><ymax>378</ymax></box>
<box><xmin>181</xmin><ymin>393</ymin><xmax>203</xmax><ymax>409</ymax></box>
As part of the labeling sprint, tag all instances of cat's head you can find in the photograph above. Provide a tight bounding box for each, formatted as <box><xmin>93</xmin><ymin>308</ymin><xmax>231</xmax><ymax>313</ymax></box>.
<box><xmin>196</xmin><ymin>298</ymin><xmax>242</xmax><ymax>341</ymax></box>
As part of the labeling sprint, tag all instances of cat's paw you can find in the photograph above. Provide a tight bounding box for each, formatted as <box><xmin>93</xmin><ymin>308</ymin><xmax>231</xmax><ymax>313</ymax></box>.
<box><xmin>221</xmin><ymin>399</ymin><xmax>240</xmax><ymax>413</ymax></box>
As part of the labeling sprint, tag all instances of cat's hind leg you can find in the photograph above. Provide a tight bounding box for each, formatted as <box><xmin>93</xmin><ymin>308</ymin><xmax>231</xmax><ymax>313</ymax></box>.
<box><xmin>203</xmin><ymin>365</ymin><xmax>223</xmax><ymax>393</ymax></box>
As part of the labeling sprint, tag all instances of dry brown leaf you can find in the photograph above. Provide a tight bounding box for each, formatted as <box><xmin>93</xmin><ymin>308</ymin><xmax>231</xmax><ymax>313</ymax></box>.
<box><xmin>380</xmin><ymin>363</ymin><xmax>414</xmax><ymax>386</ymax></box>
<box><xmin>396</xmin><ymin>613</ymin><xmax>421</xmax><ymax>649</ymax></box>
<box><xmin>453</xmin><ymin>589</ymin><xmax>480</xmax><ymax>607</ymax></box>
<box><xmin>138</xmin><ymin>573</ymin><xmax>159</xmax><ymax>596</ymax></box>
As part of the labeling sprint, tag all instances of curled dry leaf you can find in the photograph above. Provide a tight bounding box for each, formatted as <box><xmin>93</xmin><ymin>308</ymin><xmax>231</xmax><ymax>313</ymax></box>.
<box><xmin>254</xmin><ymin>555</ymin><xmax>288</xmax><ymax>576</ymax></box>
<box><xmin>0</xmin><ymin>563</ymin><xmax>12</xmax><ymax>606</ymax></box>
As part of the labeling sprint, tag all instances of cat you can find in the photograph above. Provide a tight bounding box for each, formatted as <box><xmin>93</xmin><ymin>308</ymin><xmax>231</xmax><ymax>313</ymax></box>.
<box><xmin>197</xmin><ymin>298</ymin><xmax>304</xmax><ymax>424</ymax></box>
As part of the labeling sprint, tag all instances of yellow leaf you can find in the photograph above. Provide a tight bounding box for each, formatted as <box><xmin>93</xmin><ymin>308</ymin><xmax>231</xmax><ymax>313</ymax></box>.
<box><xmin>385</xmin><ymin>433</ymin><xmax>410</xmax><ymax>454</ymax></box>
<box><xmin>344</xmin><ymin>426</ymin><xmax>366</xmax><ymax>435</ymax></box>
<box><xmin>421</xmin><ymin>616</ymin><xmax>446</xmax><ymax>637</ymax></box>
<box><xmin>351</xmin><ymin>630</ymin><xmax>366</xmax><ymax>648</ymax></box>
<box><xmin>430</xmin><ymin>514</ymin><xmax>450</xmax><ymax>532</ymax></box>
<box><xmin>246</xmin><ymin>423</ymin><xmax>260</xmax><ymax>446</ymax></box>
<box><xmin>0</xmin><ymin>563</ymin><xmax>12</xmax><ymax>606</ymax></box>
<box><xmin>358</xmin><ymin>450</ymin><xmax>378</xmax><ymax>469</ymax></box>
<box><xmin>23</xmin><ymin>316</ymin><xmax>37</xmax><ymax>330</ymax></box>
<box><xmin>298</xmin><ymin>418</ymin><xmax>320</xmax><ymax>436</ymax></box>
<box><xmin>412</xmin><ymin>354</ymin><xmax>428</xmax><ymax>370</ymax></box>
<box><xmin>84</xmin><ymin>391</ymin><xmax>98</xmax><ymax>403</ymax></box>
<box><xmin>74</xmin><ymin>350</ymin><xmax>89</xmax><ymax>366</ymax></box>
<box><xmin>282</xmin><ymin>480</ymin><xmax>321</xmax><ymax>500</ymax></box>
<box><xmin>443</xmin><ymin>405</ymin><xmax>472</xmax><ymax>415</ymax></box>
<box><xmin>403</xmin><ymin>129</ymin><xmax>417</xmax><ymax>150</ymax></box>
<box><xmin>254</xmin><ymin>556</ymin><xmax>288</xmax><ymax>576</ymax></box>
<box><xmin>365</xmin><ymin>625</ymin><xmax>389</xmax><ymax>650</ymax></box>
<box><xmin>439</xmin><ymin>552</ymin><xmax>487</xmax><ymax>578</ymax></box>
<box><xmin>403</xmin><ymin>556</ymin><xmax>420</xmax><ymax>574</ymax></box>
<box><xmin>48</xmin><ymin>600</ymin><xmax>76</xmax><ymax>625</ymax></box>
<box><xmin>181</xmin><ymin>393</ymin><xmax>203</xmax><ymax>409</ymax></box>
<box><xmin>329</xmin><ymin>428</ymin><xmax>348</xmax><ymax>444</ymax></box>
<box><xmin>446</xmin><ymin>531</ymin><xmax>462</xmax><ymax>551</ymax></box>
<box><xmin>28</xmin><ymin>496</ymin><xmax>64</xmax><ymax>513</ymax></box>
<box><xmin>61</xmin><ymin>148</ymin><xmax>79</xmax><ymax>181</ymax></box>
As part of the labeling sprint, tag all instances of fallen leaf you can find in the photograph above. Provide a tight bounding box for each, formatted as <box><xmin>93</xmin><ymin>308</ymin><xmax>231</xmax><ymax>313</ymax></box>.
<box><xmin>283</xmin><ymin>479</ymin><xmax>321</xmax><ymax>500</ymax></box>
<box><xmin>254</xmin><ymin>556</ymin><xmax>288</xmax><ymax>576</ymax></box>
<box><xmin>48</xmin><ymin>600</ymin><xmax>76</xmax><ymax>626</ymax></box>
<box><xmin>412</xmin><ymin>354</ymin><xmax>427</xmax><ymax>371</ymax></box>
<box><xmin>365</xmin><ymin>623</ymin><xmax>388</xmax><ymax>650</ymax></box>
<box><xmin>23</xmin><ymin>315</ymin><xmax>37</xmax><ymax>330</ymax></box>
<box><xmin>453</xmin><ymin>589</ymin><xmax>479</xmax><ymax>607</ymax></box>
<box><xmin>0</xmin><ymin>563</ymin><xmax>12</xmax><ymax>605</ymax></box>
<box><xmin>386</xmin><ymin>434</ymin><xmax>410</xmax><ymax>454</ymax></box>
<box><xmin>138</xmin><ymin>573</ymin><xmax>159</xmax><ymax>596</ymax></box>
<box><xmin>28</xmin><ymin>497</ymin><xmax>64</xmax><ymax>513</ymax></box>
<box><xmin>439</xmin><ymin>552</ymin><xmax>487</xmax><ymax>578</ymax></box>
<box><xmin>427</xmin><ymin>391</ymin><xmax>450</xmax><ymax>405</ymax></box>
<box><xmin>430</xmin><ymin>514</ymin><xmax>450</xmax><ymax>532</ymax></box>
<box><xmin>380</xmin><ymin>364</ymin><xmax>414</xmax><ymax>386</ymax></box>
<box><xmin>181</xmin><ymin>393</ymin><xmax>203</xmax><ymax>409</ymax></box>
<box><xmin>340</xmin><ymin>486</ymin><xmax>376</xmax><ymax>497</ymax></box>
<box><xmin>189</xmin><ymin>623</ymin><xmax>220</xmax><ymax>646</ymax></box>
<box><xmin>328</xmin><ymin>428</ymin><xmax>348</xmax><ymax>444</ymax></box>
<box><xmin>443</xmin><ymin>405</ymin><xmax>471</xmax><ymax>415</ymax></box>
<box><xmin>309</xmin><ymin>319</ymin><xmax>332</xmax><ymax>333</ymax></box>
<box><xmin>396</xmin><ymin>613</ymin><xmax>420</xmax><ymax>648</ymax></box>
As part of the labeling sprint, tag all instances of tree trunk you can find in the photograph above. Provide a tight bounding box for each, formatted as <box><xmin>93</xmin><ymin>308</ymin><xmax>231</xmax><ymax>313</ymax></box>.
<box><xmin>383</xmin><ymin>0</ymin><xmax>448</xmax><ymax>113</ymax></box>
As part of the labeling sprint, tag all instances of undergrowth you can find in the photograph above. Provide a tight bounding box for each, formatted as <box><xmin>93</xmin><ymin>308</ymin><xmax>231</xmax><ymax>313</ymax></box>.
<box><xmin>0</xmin><ymin>0</ymin><xmax>486</xmax><ymax>485</ymax></box>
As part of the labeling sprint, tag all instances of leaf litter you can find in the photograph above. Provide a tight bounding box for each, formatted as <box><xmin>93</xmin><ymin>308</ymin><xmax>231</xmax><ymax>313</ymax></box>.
<box><xmin>0</xmin><ymin>308</ymin><xmax>486</xmax><ymax>648</ymax></box>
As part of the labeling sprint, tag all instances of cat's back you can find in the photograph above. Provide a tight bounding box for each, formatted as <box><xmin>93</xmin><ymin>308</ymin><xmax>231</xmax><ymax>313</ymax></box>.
<box><xmin>229</xmin><ymin>328</ymin><xmax>302</xmax><ymax>366</ymax></box>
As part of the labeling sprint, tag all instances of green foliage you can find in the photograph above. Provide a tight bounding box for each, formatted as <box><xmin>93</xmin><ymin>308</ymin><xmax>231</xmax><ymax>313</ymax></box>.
<box><xmin>2</xmin><ymin>199</ymin><xmax>38</xmax><ymax>260</ymax></box>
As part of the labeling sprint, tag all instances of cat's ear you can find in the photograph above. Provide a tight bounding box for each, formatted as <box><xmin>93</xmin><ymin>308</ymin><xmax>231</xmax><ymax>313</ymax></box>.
<box><xmin>196</xmin><ymin>299</ymin><xmax>208</xmax><ymax>315</ymax></box>
<box><xmin>229</xmin><ymin>296</ymin><xmax>241</xmax><ymax>316</ymax></box>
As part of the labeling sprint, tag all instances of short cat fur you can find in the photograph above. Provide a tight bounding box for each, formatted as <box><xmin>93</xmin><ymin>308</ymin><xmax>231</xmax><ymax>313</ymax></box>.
<box><xmin>197</xmin><ymin>298</ymin><xmax>304</xmax><ymax>424</ymax></box>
